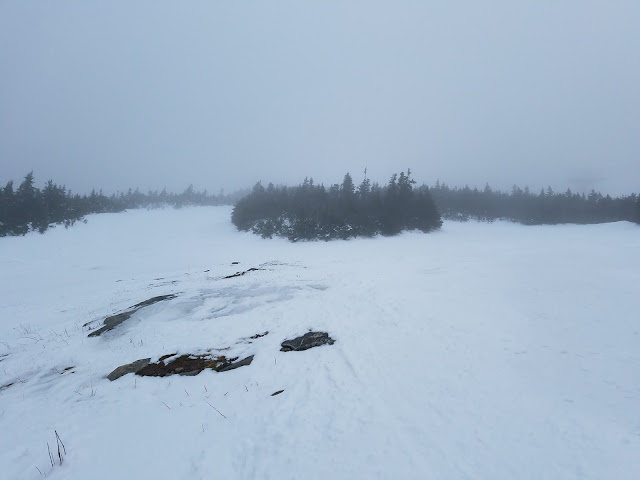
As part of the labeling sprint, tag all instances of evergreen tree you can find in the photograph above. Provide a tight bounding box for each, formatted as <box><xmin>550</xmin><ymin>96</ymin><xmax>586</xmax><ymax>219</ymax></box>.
<box><xmin>0</xmin><ymin>183</ymin><xmax>7</xmax><ymax>236</ymax></box>
<box><xmin>341</xmin><ymin>173</ymin><xmax>355</xmax><ymax>197</ymax></box>
<box><xmin>2</xmin><ymin>181</ymin><xmax>16</xmax><ymax>235</ymax></box>
<box><xmin>14</xmin><ymin>172</ymin><xmax>41</xmax><ymax>234</ymax></box>
<box><xmin>358</xmin><ymin>177</ymin><xmax>371</xmax><ymax>199</ymax></box>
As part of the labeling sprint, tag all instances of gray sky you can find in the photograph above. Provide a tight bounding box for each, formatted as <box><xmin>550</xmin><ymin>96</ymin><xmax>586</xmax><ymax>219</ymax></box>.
<box><xmin>1</xmin><ymin>1</ymin><xmax>639</xmax><ymax>196</ymax></box>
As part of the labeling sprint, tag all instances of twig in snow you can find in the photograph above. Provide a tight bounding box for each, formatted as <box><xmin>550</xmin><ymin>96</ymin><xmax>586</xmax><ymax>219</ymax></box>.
<box><xmin>47</xmin><ymin>443</ymin><xmax>54</xmax><ymax>467</ymax></box>
<box><xmin>161</xmin><ymin>401</ymin><xmax>171</xmax><ymax>410</ymax></box>
<box><xmin>205</xmin><ymin>401</ymin><xmax>226</xmax><ymax>419</ymax></box>
<box><xmin>35</xmin><ymin>466</ymin><xmax>45</xmax><ymax>476</ymax></box>
<box><xmin>55</xmin><ymin>431</ymin><xmax>65</xmax><ymax>465</ymax></box>
<box><xmin>55</xmin><ymin>431</ymin><xmax>66</xmax><ymax>456</ymax></box>
<box><xmin>50</xmin><ymin>330</ymin><xmax>69</xmax><ymax>345</ymax></box>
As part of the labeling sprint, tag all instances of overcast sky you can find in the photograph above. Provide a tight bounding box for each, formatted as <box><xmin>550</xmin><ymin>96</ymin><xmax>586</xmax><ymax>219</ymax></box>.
<box><xmin>1</xmin><ymin>1</ymin><xmax>638</xmax><ymax>195</ymax></box>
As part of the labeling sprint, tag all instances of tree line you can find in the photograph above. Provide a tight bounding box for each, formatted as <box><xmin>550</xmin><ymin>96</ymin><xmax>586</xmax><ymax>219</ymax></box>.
<box><xmin>430</xmin><ymin>182</ymin><xmax>640</xmax><ymax>225</ymax></box>
<box><xmin>0</xmin><ymin>172</ymin><xmax>237</xmax><ymax>237</ymax></box>
<box><xmin>2</xmin><ymin>171</ymin><xmax>638</xmax><ymax>239</ymax></box>
<box><xmin>231</xmin><ymin>171</ymin><xmax>443</xmax><ymax>241</ymax></box>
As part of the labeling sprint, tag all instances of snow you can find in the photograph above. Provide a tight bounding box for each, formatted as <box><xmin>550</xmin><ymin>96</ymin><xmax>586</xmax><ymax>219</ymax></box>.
<box><xmin>1</xmin><ymin>206</ymin><xmax>639</xmax><ymax>479</ymax></box>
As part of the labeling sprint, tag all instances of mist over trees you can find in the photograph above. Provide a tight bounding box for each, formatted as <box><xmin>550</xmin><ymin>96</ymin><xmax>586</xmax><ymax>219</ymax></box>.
<box><xmin>430</xmin><ymin>182</ymin><xmax>640</xmax><ymax>225</ymax></box>
<box><xmin>2</xmin><ymin>171</ymin><xmax>638</xmax><ymax>239</ymax></box>
<box><xmin>232</xmin><ymin>171</ymin><xmax>443</xmax><ymax>241</ymax></box>
<box><xmin>0</xmin><ymin>172</ymin><xmax>238</xmax><ymax>237</ymax></box>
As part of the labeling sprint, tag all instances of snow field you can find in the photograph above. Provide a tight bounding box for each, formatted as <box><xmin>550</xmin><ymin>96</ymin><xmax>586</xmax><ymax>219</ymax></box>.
<box><xmin>1</xmin><ymin>206</ymin><xmax>639</xmax><ymax>479</ymax></box>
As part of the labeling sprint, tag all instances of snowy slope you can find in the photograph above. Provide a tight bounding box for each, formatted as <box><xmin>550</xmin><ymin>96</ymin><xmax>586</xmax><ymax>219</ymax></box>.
<box><xmin>1</xmin><ymin>206</ymin><xmax>639</xmax><ymax>480</ymax></box>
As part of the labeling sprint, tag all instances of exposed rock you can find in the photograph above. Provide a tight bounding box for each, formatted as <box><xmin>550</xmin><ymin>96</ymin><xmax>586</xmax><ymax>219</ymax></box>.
<box><xmin>135</xmin><ymin>354</ymin><xmax>254</xmax><ymax>377</ymax></box>
<box><xmin>107</xmin><ymin>358</ymin><xmax>151</xmax><ymax>381</ymax></box>
<box><xmin>249</xmin><ymin>331</ymin><xmax>269</xmax><ymax>339</ymax></box>
<box><xmin>87</xmin><ymin>294</ymin><xmax>177</xmax><ymax>337</ymax></box>
<box><xmin>280</xmin><ymin>332</ymin><xmax>335</xmax><ymax>352</ymax></box>
<box><xmin>217</xmin><ymin>355</ymin><xmax>254</xmax><ymax>372</ymax></box>
<box><xmin>223</xmin><ymin>267</ymin><xmax>263</xmax><ymax>279</ymax></box>
<box><xmin>0</xmin><ymin>382</ymin><xmax>14</xmax><ymax>392</ymax></box>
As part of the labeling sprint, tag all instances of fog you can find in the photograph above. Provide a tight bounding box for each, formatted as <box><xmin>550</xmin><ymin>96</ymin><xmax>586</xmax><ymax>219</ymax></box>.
<box><xmin>1</xmin><ymin>1</ymin><xmax>638</xmax><ymax>195</ymax></box>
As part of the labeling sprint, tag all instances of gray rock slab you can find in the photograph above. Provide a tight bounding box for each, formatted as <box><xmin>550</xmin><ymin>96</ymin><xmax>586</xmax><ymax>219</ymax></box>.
<box><xmin>107</xmin><ymin>358</ymin><xmax>151</xmax><ymax>381</ymax></box>
<box><xmin>280</xmin><ymin>332</ymin><xmax>335</xmax><ymax>352</ymax></box>
<box><xmin>88</xmin><ymin>294</ymin><xmax>177</xmax><ymax>337</ymax></box>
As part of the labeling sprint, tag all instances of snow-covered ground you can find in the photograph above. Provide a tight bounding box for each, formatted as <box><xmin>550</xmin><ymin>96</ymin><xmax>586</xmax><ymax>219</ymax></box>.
<box><xmin>1</xmin><ymin>206</ymin><xmax>639</xmax><ymax>480</ymax></box>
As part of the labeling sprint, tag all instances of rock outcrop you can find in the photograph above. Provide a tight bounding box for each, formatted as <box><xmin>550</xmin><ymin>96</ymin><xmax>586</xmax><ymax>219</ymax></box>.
<box><xmin>107</xmin><ymin>353</ymin><xmax>253</xmax><ymax>381</ymax></box>
<box><xmin>136</xmin><ymin>354</ymin><xmax>254</xmax><ymax>377</ymax></box>
<box><xmin>280</xmin><ymin>332</ymin><xmax>335</xmax><ymax>352</ymax></box>
<box><xmin>107</xmin><ymin>358</ymin><xmax>151</xmax><ymax>381</ymax></box>
<box><xmin>87</xmin><ymin>294</ymin><xmax>177</xmax><ymax>337</ymax></box>
<box><xmin>223</xmin><ymin>267</ymin><xmax>263</xmax><ymax>279</ymax></box>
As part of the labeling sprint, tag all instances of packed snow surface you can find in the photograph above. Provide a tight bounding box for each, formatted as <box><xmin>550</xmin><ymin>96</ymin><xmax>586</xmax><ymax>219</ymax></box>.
<box><xmin>1</xmin><ymin>206</ymin><xmax>639</xmax><ymax>479</ymax></box>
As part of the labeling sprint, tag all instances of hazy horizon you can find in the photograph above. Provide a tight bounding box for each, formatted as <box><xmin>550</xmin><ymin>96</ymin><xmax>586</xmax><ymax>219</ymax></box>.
<box><xmin>1</xmin><ymin>2</ymin><xmax>639</xmax><ymax>196</ymax></box>
<box><xmin>1</xmin><ymin>168</ymin><xmax>638</xmax><ymax>199</ymax></box>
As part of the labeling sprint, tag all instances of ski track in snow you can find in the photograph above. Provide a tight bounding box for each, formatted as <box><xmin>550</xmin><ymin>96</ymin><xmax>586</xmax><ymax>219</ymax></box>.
<box><xmin>1</xmin><ymin>206</ymin><xmax>639</xmax><ymax>479</ymax></box>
